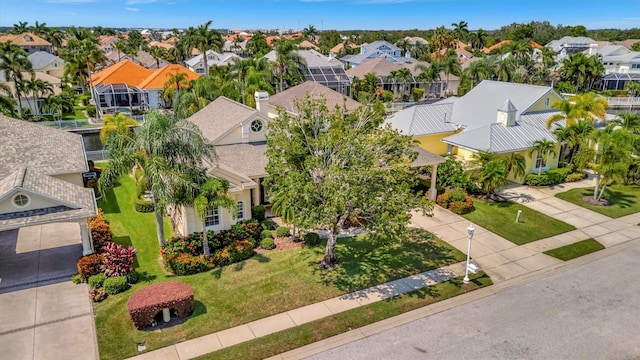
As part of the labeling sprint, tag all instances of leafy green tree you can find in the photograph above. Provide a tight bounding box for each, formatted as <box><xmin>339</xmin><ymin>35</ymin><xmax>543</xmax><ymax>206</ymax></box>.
<box><xmin>99</xmin><ymin>112</ymin><xmax>138</xmax><ymax>142</ymax></box>
<box><xmin>194</xmin><ymin>179</ymin><xmax>236</xmax><ymax>256</ymax></box>
<box><xmin>529</xmin><ymin>139</ymin><xmax>557</xmax><ymax>175</ymax></box>
<box><xmin>99</xmin><ymin>110</ymin><xmax>215</xmax><ymax>247</ymax></box>
<box><xmin>266</xmin><ymin>96</ymin><xmax>431</xmax><ymax>268</ymax></box>
<box><xmin>633</xmin><ymin>42</ymin><xmax>640</xmax><ymax>51</ymax></box>
<box><xmin>247</xmin><ymin>31</ymin><xmax>270</xmax><ymax>57</ymax></box>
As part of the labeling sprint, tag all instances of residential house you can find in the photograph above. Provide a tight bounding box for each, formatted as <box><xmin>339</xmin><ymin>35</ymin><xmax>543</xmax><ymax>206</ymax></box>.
<box><xmin>28</xmin><ymin>51</ymin><xmax>65</xmax><ymax>78</ymax></box>
<box><xmin>0</xmin><ymin>70</ymin><xmax>62</xmax><ymax>117</ymax></box>
<box><xmin>0</xmin><ymin>32</ymin><xmax>53</xmax><ymax>54</ymax></box>
<box><xmin>91</xmin><ymin>60</ymin><xmax>199</xmax><ymax>116</ymax></box>
<box><xmin>598</xmin><ymin>44</ymin><xmax>640</xmax><ymax>90</ymax></box>
<box><xmin>297</xmin><ymin>40</ymin><xmax>319</xmax><ymax>51</ymax></box>
<box><xmin>341</xmin><ymin>40</ymin><xmax>416</xmax><ymax>67</ymax></box>
<box><xmin>482</xmin><ymin>40</ymin><xmax>543</xmax><ymax>55</ymax></box>
<box><xmin>266</xmin><ymin>81</ymin><xmax>360</xmax><ymax>117</ymax></box>
<box><xmin>104</xmin><ymin>49</ymin><xmax>170</xmax><ymax>69</ymax></box>
<box><xmin>264</xmin><ymin>49</ymin><xmax>351</xmax><ymax>94</ymax></box>
<box><xmin>386</xmin><ymin>80</ymin><xmax>568</xmax><ymax>183</ymax></box>
<box><xmin>184</xmin><ymin>50</ymin><xmax>241</xmax><ymax>73</ymax></box>
<box><xmin>345</xmin><ymin>57</ymin><xmax>457</xmax><ymax>98</ymax></box>
<box><xmin>330</xmin><ymin>42</ymin><xmax>360</xmax><ymax>57</ymax></box>
<box><xmin>0</xmin><ymin>115</ymin><xmax>97</xmax><ymax>255</ymax></box>
<box><xmin>545</xmin><ymin>36</ymin><xmax>598</xmax><ymax>62</ymax></box>
<box><xmin>98</xmin><ymin>35</ymin><xmax>119</xmax><ymax>54</ymax></box>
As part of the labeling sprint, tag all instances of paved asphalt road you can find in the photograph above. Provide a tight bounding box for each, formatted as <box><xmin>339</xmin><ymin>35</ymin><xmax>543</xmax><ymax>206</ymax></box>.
<box><xmin>307</xmin><ymin>241</ymin><xmax>640</xmax><ymax>360</ymax></box>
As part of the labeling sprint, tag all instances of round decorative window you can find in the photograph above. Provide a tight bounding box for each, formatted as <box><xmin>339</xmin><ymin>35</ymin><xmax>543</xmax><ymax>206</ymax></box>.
<box><xmin>250</xmin><ymin>119</ymin><xmax>264</xmax><ymax>133</ymax></box>
<box><xmin>13</xmin><ymin>194</ymin><xmax>30</xmax><ymax>207</ymax></box>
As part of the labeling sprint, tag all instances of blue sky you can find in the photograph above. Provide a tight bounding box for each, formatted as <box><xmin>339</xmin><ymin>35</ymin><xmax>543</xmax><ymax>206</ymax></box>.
<box><xmin>0</xmin><ymin>0</ymin><xmax>638</xmax><ymax>30</ymax></box>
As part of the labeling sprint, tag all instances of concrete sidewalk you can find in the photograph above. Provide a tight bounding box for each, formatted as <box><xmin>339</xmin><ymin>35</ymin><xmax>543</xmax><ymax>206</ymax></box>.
<box><xmin>128</xmin><ymin>262</ymin><xmax>469</xmax><ymax>360</ymax></box>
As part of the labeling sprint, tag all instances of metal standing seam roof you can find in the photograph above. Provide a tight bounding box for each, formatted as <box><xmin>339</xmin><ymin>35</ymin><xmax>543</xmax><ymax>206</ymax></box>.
<box><xmin>385</xmin><ymin>102</ymin><xmax>458</xmax><ymax>136</ymax></box>
<box><xmin>442</xmin><ymin>122</ymin><xmax>557</xmax><ymax>154</ymax></box>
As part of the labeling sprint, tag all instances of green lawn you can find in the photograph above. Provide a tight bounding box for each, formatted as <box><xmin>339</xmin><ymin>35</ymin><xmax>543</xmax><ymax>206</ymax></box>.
<box><xmin>544</xmin><ymin>239</ymin><xmax>605</xmax><ymax>261</ymax></box>
<box><xmin>462</xmin><ymin>200</ymin><xmax>575</xmax><ymax>245</ymax></box>
<box><xmin>197</xmin><ymin>272</ymin><xmax>492</xmax><ymax>360</ymax></box>
<box><xmin>94</xmin><ymin>174</ymin><xmax>468</xmax><ymax>360</ymax></box>
<box><xmin>555</xmin><ymin>185</ymin><xmax>640</xmax><ymax>218</ymax></box>
<box><xmin>61</xmin><ymin>105</ymin><xmax>87</xmax><ymax>120</ymax></box>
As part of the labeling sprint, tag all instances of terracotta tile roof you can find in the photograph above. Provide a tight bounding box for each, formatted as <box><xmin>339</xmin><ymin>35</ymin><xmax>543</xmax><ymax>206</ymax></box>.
<box><xmin>330</xmin><ymin>42</ymin><xmax>360</xmax><ymax>54</ymax></box>
<box><xmin>0</xmin><ymin>32</ymin><xmax>51</xmax><ymax>47</ymax></box>
<box><xmin>265</xmin><ymin>36</ymin><xmax>280</xmax><ymax>47</ymax></box>
<box><xmin>298</xmin><ymin>40</ymin><xmax>319</xmax><ymax>50</ymax></box>
<box><xmin>138</xmin><ymin>64</ymin><xmax>200</xmax><ymax>90</ymax></box>
<box><xmin>269</xmin><ymin>81</ymin><xmax>361</xmax><ymax>114</ymax></box>
<box><xmin>99</xmin><ymin>35</ymin><xmax>117</xmax><ymax>44</ymax></box>
<box><xmin>91</xmin><ymin>59</ymin><xmax>153</xmax><ymax>87</ymax></box>
<box><xmin>482</xmin><ymin>40</ymin><xmax>544</xmax><ymax>54</ymax></box>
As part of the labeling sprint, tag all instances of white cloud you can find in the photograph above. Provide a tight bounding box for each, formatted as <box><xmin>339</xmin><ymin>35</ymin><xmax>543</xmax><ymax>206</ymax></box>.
<box><xmin>126</xmin><ymin>7</ymin><xmax>140</xmax><ymax>11</ymax></box>
<box><xmin>45</xmin><ymin>0</ymin><xmax>97</xmax><ymax>3</ymax></box>
<box><xmin>125</xmin><ymin>0</ymin><xmax>158</xmax><ymax>4</ymax></box>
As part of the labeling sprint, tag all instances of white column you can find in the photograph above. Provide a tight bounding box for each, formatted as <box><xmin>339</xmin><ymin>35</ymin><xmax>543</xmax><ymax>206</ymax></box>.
<box><xmin>80</xmin><ymin>219</ymin><xmax>94</xmax><ymax>256</ymax></box>
<box><xmin>430</xmin><ymin>163</ymin><xmax>438</xmax><ymax>201</ymax></box>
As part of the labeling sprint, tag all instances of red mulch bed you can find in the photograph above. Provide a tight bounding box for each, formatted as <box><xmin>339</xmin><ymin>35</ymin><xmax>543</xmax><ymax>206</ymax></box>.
<box><xmin>256</xmin><ymin>236</ymin><xmax>304</xmax><ymax>253</ymax></box>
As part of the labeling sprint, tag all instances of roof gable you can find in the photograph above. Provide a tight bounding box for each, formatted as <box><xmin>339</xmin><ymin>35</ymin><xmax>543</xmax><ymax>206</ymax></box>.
<box><xmin>268</xmin><ymin>81</ymin><xmax>361</xmax><ymax>114</ymax></box>
<box><xmin>91</xmin><ymin>59</ymin><xmax>153</xmax><ymax>87</ymax></box>
<box><xmin>28</xmin><ymin>51</ymin><xmax>63</xmax><ymax>69</ymax></box>
<box><xmin>138</xmin><ymin>64</ymin><xmax>200</xmax><ymax>89</ymax></box>
<box><xmin>187</xmin><ymin>96</ymin><xmax>263</xmax><ymax>143</ymax></box>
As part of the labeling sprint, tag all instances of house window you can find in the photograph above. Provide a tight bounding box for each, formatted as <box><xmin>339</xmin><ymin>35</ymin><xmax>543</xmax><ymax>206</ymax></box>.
<box><xmin>250</xmin><ymin>119</ymin><xmax>263</xmax><ymax>133</ymax></box>
<box><xmin>13</xmin><ymin>194</ymin><xmax>30</xmax><ymax>207</ymax></box>
<box><xmin>236</xmin><ymin>201</ymin><xmax>244</xmax><ymax>220</ymax></box>
<box><xmin>545</xmin><ymin>97</ymin><xmax>550</xmax><ymax>108</ymax></box>
<box><xmin>205</xmin><ymin>208</ymin><xmax>220</xmax><ymax>227</ymax></box>
<box><xmin>535</xmin><ymin>153</ymin><xmax>546</xmax><ymax>169</ymax></box>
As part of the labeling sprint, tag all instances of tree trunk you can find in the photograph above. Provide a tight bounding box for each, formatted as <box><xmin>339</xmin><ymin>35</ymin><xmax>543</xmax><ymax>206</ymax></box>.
<box><xmin>14</xmin><ymin>79</ymin><xmax>24</xmax><ymax>118</ymax></box>
<box><xmin>537</xmin><ymin>151</ymin><xmax>542</xmax><ymax>175</ymax></box>
<box><xmin>318</xmin><ymin>215</ymin><xmax>348</xmax><ymax>269</ymax></box>
<box><xmin>202</xmin><ymin>221</ymin><xmax>210</xmax><ymax>256</ymax></box>
<box><xmin>152</xmin><ymin>193</ymin><xmax>166</xmax><ymax>247</ymax></box>
<box><xmin>593</xmin><ymin>173</ymin><xmax>600</xmax><ymax>200</ymax></box>
<box><xmin>203</xmin><ymin>49</ymin><xmax>209</xmax><ymax>77</ymax></box>
<box><xmin>597</xmin><ymin>183</ymin><xmax>607</xmax><ymax>201</ymax></box>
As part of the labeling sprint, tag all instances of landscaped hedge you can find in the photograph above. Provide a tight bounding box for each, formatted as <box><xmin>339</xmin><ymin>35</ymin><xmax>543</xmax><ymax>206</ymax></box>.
<box><xmin>565</xmin><ymin>171</ymin><xmax>587</xmax><ymax>182</ymax></box>
<box><xmin>134</xmin><ymin>198</ymin><xmax>154</xmax><ymax>213</ymax></box>
<box><xmin>436</xmin><ymin>188</ymin><xmax>474</xmax><ymax>215</ymax></box>
<box><xmin>89</xmin><ymin>209</ymin><xmax>112</xmax><ymax>251</ymax></box>
<box><xmin>88</xmin><ymin>273</ymin><xmax>107</xmax><ymax>289</ymax></box>
<box><xmin>77</xmin><ymin>253</ymin><xmax>103</xmax><ymax>280</ymax></box>
<box><xmin>104</xmin><ymin>276</ymin><xmax>129</xmax><ymax>295</ymax></box>
<box><xmin>127</xmin><ymin>281</ymin><xmax>194</xmax><ymax>329</ymax></box>
<box><xmin>275</xmin><ymin>226</ymin><xmax>290</xmax><ymax>238</ymax></box>
<box><xmin>303</xmin><ymin>232</ymin><xmax>321</xmax><ymax>246</ymax></box>
<box><xmin>524</xmin><ymin>168</ymin><xmax>571</xmax><ymax>186</ymax></box>
<box><xmin>260</xmin><ymin>237</ymin><xmax>275</xmax><ymax>250</ymax></box>
<box><xmin>251</xmin><ymin>205</ymin><xmax>266</xmax><ymax>222</ymax></box>
<box><xmin>161</xmin><ymin>220</ymin><xmax>260</xmax><ymax>275</ymax></box>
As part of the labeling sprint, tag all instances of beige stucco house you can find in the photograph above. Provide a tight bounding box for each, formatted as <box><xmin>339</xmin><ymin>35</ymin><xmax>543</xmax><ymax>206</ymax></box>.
<box><xmin>0</xmin><ymin>115</ymin><xmax>97</xmax><ymax>255</ymax></box>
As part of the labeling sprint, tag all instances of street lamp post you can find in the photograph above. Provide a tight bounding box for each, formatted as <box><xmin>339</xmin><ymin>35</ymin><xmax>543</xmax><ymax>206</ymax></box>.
<box><xmin>463</xmin><ymin>223</ymin><xmax>475</xmax><ymax>284</ymax></box>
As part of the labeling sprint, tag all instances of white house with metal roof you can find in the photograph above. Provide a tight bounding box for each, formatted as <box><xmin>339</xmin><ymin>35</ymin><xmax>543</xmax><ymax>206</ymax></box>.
<box><xmin>387</xmin><ymin>80</ymin><xmax>566</xmax><ymax>183</ymax></box>
<box><xmin>340</xmin><ymin>40</ymin><xmax>417</xmax><ymax>67</ymax></box>
<box><xmin>598</xmin><ymin>44</ymin><xmax>640</xmax><ymax>90</ymax></box>
<box><xmin>0</xmin><ymin>115</ymin><xmax>97</xmax><ymax>255</ymax></box>
<box><xmin>546</xmin><ymin>36</ymin><xmax>598</xmax><ymax>62</ymax></box>
<box><xmin>184</xmin><ymin>50</ymin><xmax>241</xmax><ymax>74</ymax></box>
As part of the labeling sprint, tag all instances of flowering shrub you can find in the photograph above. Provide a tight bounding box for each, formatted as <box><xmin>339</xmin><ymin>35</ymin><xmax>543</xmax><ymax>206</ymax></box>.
<box><xmin>437</xmin><ymin>189</ymin><xmax>474</xmax><ymax>215</ymax></box>
<box><xmin>89</xmin><ymin>287</ymin><xmax>107</xmax><ymax>302</ymax></box>
<box><xmin>77</xmin><ymin>253</ymin><xmax>103</xmax><ymax>280</ymax></box>
<box><xmin>164</xmin><ymin>253</ymin><xmax>210</xmax><ymax>276</ymax></box>
<box><xmin>101</xmin><ymin>242</ymin><xmax>137</xmax><ymax>277</ymax></box>
<box><xmin>89</xmin><ymin>209</ymin><xmax>112</xmax><ymax>251</ymax></box>
<box><xmin>127</xmin><ymin>281</ymin><xmax>194</xmax><ymax>329</ymax></box>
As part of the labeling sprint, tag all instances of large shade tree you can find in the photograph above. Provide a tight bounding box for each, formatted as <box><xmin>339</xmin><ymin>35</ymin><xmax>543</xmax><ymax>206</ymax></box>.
<box><xmin>266</xmin><ymin>96</ymin><xmax>432</xmax><ymax>268</ymax></box>
<box><xmin>99</xmin><ymin>110</ymin><xmax>216</xmax><ymax>247</ymax></box>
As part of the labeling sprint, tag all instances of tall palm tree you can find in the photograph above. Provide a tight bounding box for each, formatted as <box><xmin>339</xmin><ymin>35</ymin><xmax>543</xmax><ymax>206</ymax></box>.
<box><xmin>546</xmin><ymin>92</ymin><xmax>608</xmax><ymax>128</ymax></box>
<box><xmin>9</xmin><ymin>21</ymin><xmax>29</xmax><ymax>34</ymax></box>
<box><xmin>0</xmin><ymin>43</ymin><xmax>33</xmax><ymax>118</ymax></box>
<box><xmin>22</xmin><ymin>77</ymin><xmax>53</xmax><ymax>118</ymax></box>
<box><xmin>59</xmin><ymin>37</ymin><xmax>106</xmax><ymax>96</ymax></box>
<box><xmin>416</xmin><ymin>61</ymin><xmax>442</xmax><ymax>97</ymax></box>
<box><xmin>451</xmin><ymin>21</ymin><xmax>469</xmax><ymax>46</ymax></box>
<box><xmin>99</xmin><ymin>110</ymin><xmax>216</xmax><ymax>247</ymax></box>
<box><xmin>272</xmin><ymin>39</ymin><xmax>305</xmax><ymax>93</ymax></box>
<box><xmin>302</xmin><ymin>24</ymin><xmax>318</xmax><ymax>43</ymax></box>
<box><xmin>148</xmin><ymin>45</ymin><xmax>167</xmax><ymax>69</ymax></box>
<box><xmin>194</xmin><ymin>179</ymin><xmax>236</xmax><ymax>256</ymax></box>
<box><xmin>430</xmin><ymin>26</ymin><xmax>455</xmax><ymax>60</ymax></box>
<box><xmin>529</xmin><ymin>139</ymin><xmax>557</xmax><ymax>175</ymax></box>
<box><xmin>560</xmin><ymin>53</ymin><xmax>604</xmax><ymax>91</ymax></box>
<box><xmin>0</xmin><ymin>82</ymin><xmax>18</xmax><ymax>117</ymax></box>
<box><xmin>469</xmin><ymin>29</ymin><xmax>488</xmax><ymax>50</ymax></box>
<box><xmin>608</xmin><ymin>113</ymin><xmax>640</xmax><ymax>134</ymax></box>
<box><xmin>441</xmin><ymin>50</ymin><xmax>461</xmax><ymax>94</ymax></box>
<box><xmin>114</xmin><ymin>39</ymin><xmax>129</xmax><ymax>62</ymax></box>
<box><xmin>99</xmin><ymin>112</ymin><xmax>138</xmax><ymax>142</ymax></box>
<box><xmin>182</xmin><ymin>21</ymin><xmax>223</xmax><ymax>77</ymax></box>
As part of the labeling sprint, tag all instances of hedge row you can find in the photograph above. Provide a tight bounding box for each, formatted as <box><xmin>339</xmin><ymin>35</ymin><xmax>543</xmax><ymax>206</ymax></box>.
<box><xmin>127</xmin><ymin>281</ymin><xmax>194</xmax><ymax>329</ymax></box>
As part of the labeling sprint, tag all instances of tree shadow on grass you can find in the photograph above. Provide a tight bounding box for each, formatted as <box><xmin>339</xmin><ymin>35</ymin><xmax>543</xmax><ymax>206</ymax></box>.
<box><xmin>97</xmin><ymin>186</ymin><xmax>121</xmax><ymax>214</ymax></box>
<box><xmin>578</xmin><ymin>188</ymin><xmax>637</xmax><ymax>209</ymax></box>
<box><xmin>314</xmin><ymin>230</ymin><xmax>462</xmax><ymax>293</ymax></box>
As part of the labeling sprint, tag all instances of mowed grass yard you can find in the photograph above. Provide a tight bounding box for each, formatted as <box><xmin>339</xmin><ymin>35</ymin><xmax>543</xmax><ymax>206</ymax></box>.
<box><xmin>462</xmin><ymin>200</ymin><xmax>576</xmax><ymax>245</ymax></box>
<box><xmin>95</xmin><ymin>174</ymin><xmax>469</xmax><ymax>360</ymax></box>
<box><xmin>556</xmin><ymin>185</ymin><xmax>640</xmax><ymax>218</ymax></box>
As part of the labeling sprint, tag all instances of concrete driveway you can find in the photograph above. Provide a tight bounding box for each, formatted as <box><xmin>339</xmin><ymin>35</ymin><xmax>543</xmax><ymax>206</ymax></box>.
<box><xmin>0</xmin><ymin>223</ymin><xmax>98</xmax><ymax>360</ymax></box>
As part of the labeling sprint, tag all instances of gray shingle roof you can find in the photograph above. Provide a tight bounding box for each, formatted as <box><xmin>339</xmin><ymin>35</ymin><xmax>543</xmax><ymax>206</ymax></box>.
<box><xmin>442</xmin><ymin>122</ymin><xmax>556</xmax><ymax>154</ymax></box>
<box><xmin>0</xmin><ymin>167</ymin><xmax>96</xmax><ymax>229</ymax></box>
<box><xmin>385</xmin><ymin>102</ymin><xmax>458</xmax><ymax>136</ymax></box>
<box><xmin>296</xmin><ymin>49</ymin><xmax>344</xmax><ymax>68</ymax></box>
<box><xmin>268</xmin><ymin>81</ymin><xmax>361</xmax><ymax>114</ymax></box>
<box><xmin>0</xmin><ymin>115</ymin><xmax>87</xmax><ymax>178</ymax></box>
<box><xmin>28</xmin><ymin>51</ymin><xmax>63</xmax><ymax>70</ymax></box>
<box><xmin>214</xmin><ymin>142</ymin><xmax>268</xmax><ymax>178</ymax></box>
<box><xmin>187</xmin><ymin>96</ymin><xmax>262</xmax><ymax>143</ymax></box>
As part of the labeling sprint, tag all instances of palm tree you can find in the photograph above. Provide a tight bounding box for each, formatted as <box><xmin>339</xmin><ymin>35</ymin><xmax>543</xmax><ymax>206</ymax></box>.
<box><xmin>465</xmin><ymin>59</ymin><xmax>492</xmax><ymax>88</ymax></box>
<box><xmin>99</xmin><ymin>110</ymin><xmax>216</xmax><ymax>247</ymax></box>
<box><xmin>495</xmin><ymin>56</ymin><xmax>516</xmax><ymax>82</ymax></box>
<box><xmin>560</xmin><ymin>53</ymin><xmax>604</xmax><ymax>91</ymax></box>
<box><xmin>44</xmin><ymin>27</ymin><xmax>66</xmax><ymax>54</ymax></box>
<box><xmin>41</xmin><ymin>94</ymin><xmax>63</xmax><ymax>120</ymax></box>
<box><xmin>451</xmin><ymin>21</ymin><xmax>469</xmax><ymax>46</ymax></box>
<box><xmin>21</xmin><ymin>77</ymin><xmax>53</xmax><ymax>118</ymax></box>
<box><xmin>441</xmin><ymin>50</ymin><xmax>461</xmax><ymax>94</ymax></box>
<box><xmin>430</xmin><ymin>26</ymin><xmax>455</xmax><ymax>60</ymax></box>
<box><xmin>99</xmin><ymin>112</ymin><xmax>138</xmax><ymax>142</ymax></box>
<box><xmin>272</xmin><ymin>39</ymin><xmax>305</xmax><ymax>93</ymax></box>
<box><xmin>477</xmin><ymin>160</ymin><xmax>509</xmax><ymax>195</ymax></box>
<box><xmin>546</xmin><ymin>93</ymin><xmax>608</xmax><ymax>128</ymax></box>
<box><xmin>162</xmin><ymin>71</ymin><xmax>190</xmax><ymax>108</ymax></box>
<box><xmin>608</xmin><ymin>113</ymin><xmax>640</xmax><ymax>134</ymax></box>
<box><xmin>194</xmin><ymin>179</ymin><xmax>236</xmax><ymax>256</ymax></box>
<box><xmin>59</xmin><ymin>37</ymin><xmax>106</xmax><ymax>97</ymax></box>
<box><xmin>148</xmin><ymin>45</ymin><xmax>167</xmax><ymax>69</ymax></box>
<box><xmin>502</xmin><ymin>152</ymin><xmax>526</xmax><ymax>180</ymax></box>
<box><xmin>182</xmin><ymin>21</ymin><xmax>223</xmax><ymax>77</ymax></box>
<box><xmin>0</xmin><ymin>43</ymin><xmax>33</xmax><ymax>119</ymax></box>
<box><xmin>302</xmin><ymin>25</ymin><xmax>318</xmax><ymax>43</ymax></box>
<box><xmin>0</xmin><ymin>82</ymin><xmax>17</xmax><ymax>117</ymax></box>
<box><xmin>9</xmin><ymin>21</ymin><xmax>29</xmax><ymax>34</ymax></box>
<box><xmin>590</xmin><ymin>128</ymin><xmax>635</xmax><ymax>200</ymax></box>
<box><xmin>469</xmin><ymin>29</ymin><xmax>488</xmax><ymax>50</ymax></box>
<box><xmin>114</xmin><ymin>39</ymin><xmax>129</xmax><ymax>62</ymax></box>
<box><xmin>416</xmin><ymin>61</ymin><xmax>442</xmax><ymax>97</ymax></box>
<box><xmin>529</xmin><ymin>139</ymin><xmax>557</xmax><ymax>175</ymax></box>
